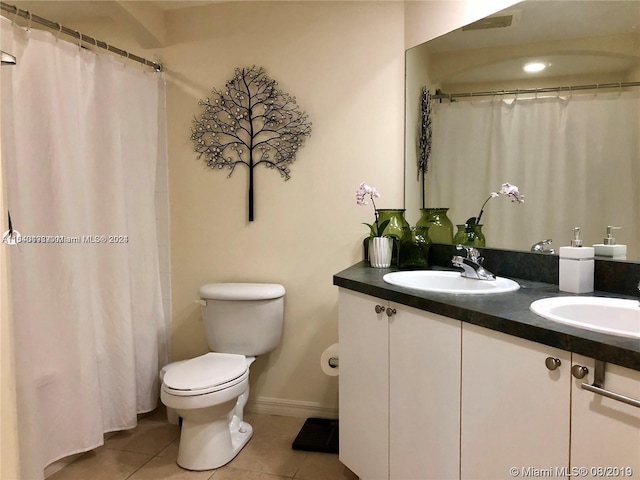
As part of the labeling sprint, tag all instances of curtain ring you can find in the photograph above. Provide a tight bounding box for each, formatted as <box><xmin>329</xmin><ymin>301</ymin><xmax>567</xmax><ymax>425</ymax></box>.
<box><xmin>12</xmin><ymin>6</ymin><xmax>20</xmax><ymax>25</ymax></box>
<box><xmin>26</xmin><ymin>11</ymin><xmax>33</xmax><ymax>31</ymax></box>
<box><xmin>55</xmin><ymin>23</ymin><xmax>63</xmax><ymax>41</ymax></box>
<box><xmin>535</xmin><ymin>88</ymin><xmax>539</xmax><ymax>99</ymax></box>
<box><xmin>120</xmin><ymin>50</ymin><xmax>130</xmax><ymax>67</ymax></box>
<box><xmin>75</xmin><ymin>30</ymin><xmax>82</xmax><ymax>49</ymax></box>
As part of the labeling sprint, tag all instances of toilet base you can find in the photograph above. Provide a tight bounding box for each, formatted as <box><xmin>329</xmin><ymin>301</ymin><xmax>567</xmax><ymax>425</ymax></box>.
<box><xmin>177</xmin><ymin>409</ymin><xmax>253</xmax><ymax>471</ymax></box>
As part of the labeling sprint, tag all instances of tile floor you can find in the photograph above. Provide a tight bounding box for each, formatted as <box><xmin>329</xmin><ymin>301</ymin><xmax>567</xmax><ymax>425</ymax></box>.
<box><xmin>47</xmin><ymin>408</ymin><xmax>358</xmax><ymax>480</ymax></box>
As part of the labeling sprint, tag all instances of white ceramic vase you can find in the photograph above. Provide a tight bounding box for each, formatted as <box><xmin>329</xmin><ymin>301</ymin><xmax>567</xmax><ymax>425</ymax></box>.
<box><xmin>369</xmin><ymin>236</ymin><xmax>393</xmax><ymax>268</ymax></box>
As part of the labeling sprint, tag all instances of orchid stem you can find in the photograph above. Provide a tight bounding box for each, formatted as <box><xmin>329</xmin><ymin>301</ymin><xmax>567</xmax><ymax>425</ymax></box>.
<box><xmin>476</xmin><ymin>196</ymin><xmax>492</xmax><ymax>224</ymax></box>
<box><xmin>371</xmin><ymin>196</ymin><xmax>379</xmax><ymax>233</ymax></box>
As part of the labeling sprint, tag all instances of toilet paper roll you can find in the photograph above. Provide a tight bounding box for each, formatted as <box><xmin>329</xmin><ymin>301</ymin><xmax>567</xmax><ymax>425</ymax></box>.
<box><xmin>320</xmin><ymin>343</ymin><xmax>339</xmax><ymax>376</ymax></box>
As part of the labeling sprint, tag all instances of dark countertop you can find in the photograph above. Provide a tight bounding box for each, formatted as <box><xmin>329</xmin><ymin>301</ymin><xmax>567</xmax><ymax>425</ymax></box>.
<box><xmin>334</xmin><ymin>261</ymin><xmax>640</xmax><ymax>371</ymax></box>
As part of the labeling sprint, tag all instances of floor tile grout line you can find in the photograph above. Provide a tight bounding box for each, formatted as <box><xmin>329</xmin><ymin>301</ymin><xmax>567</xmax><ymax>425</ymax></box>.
<box><xmin>102</xmin><ymin>441</ymin><xmax>178</xmax><ymax>457</ymax></box>
<box><xmin>123</xmin><ymin>453</ymin><xmax>157</xmax><ymax>480</ymax></box>
<box><xmin>54</xmin><ymin>411</ymin><xmax>355</xmax><ymax>480</ymax></box>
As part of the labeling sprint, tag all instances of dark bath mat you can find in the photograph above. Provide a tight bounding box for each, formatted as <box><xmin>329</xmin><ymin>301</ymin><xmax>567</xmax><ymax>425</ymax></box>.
<box><xmin>292</xmin><ymin>417</ymin><xmax>339</xmax><ymax>454</ymax></box>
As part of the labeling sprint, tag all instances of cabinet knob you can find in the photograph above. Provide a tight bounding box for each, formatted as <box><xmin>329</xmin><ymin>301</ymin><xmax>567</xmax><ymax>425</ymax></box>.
<box><xmin>386</xmin><ymin>307</ymin><xmax>396</xmax><ymax>317</ymax></box>
<box><xmin>571</xmin><ymin>364</ymin><xmax>589</xmax><ymax>379</ymax></box>
<box><xmin>375</xmin><ymin>304</ymin><xmax>385</xmax><ymax>314</ymax></box>
<box><xmin>545</xmin><ymin>357</ymin><xmax>562</xmax><ymax>371</ymax></box>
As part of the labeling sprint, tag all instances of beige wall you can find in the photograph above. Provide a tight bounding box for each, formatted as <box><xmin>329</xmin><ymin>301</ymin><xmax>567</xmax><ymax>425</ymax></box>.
<box><xmin>164</xmin><ymin>1</ymin><xmax>405</xmax><ymax>414</ymax></box>
<box><xmin>0</xmin><ymin>62</ymin><xmax>21</xmax><ymax>479</ymax></box>
<box><xmin>165</xmin><ymin>0</ymin><xmax>524</xmax><ymax>415</ymax></box>
<box><xmin>0</xmin><ymin>204</ymin><xmax>20</xmax><ymax>480</ymax></box>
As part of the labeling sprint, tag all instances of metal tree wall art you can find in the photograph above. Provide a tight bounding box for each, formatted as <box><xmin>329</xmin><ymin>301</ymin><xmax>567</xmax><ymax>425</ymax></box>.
<box><xmin>191</xmin><ymin>66</ymin><xmax>312</xmax><ymax>221</ymax></box>
<box><xmin>418</xmin><ymin>87</ymin><xmax>433</xmax><ymax>209</ymax></box>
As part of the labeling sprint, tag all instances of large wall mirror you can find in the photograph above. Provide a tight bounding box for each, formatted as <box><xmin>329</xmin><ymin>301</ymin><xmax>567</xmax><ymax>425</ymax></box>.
<box><xmin>405</xmin><ymin>0</ymin><xmax>640</xmax><ymax>261</ymax></box>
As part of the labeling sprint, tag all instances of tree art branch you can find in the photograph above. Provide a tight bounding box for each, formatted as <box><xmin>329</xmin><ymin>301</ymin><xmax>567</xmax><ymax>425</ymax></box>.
<box><xmin>191</xmin><ymin>66</ymin><xmax>312</xmax><ymax>221</ymax></box>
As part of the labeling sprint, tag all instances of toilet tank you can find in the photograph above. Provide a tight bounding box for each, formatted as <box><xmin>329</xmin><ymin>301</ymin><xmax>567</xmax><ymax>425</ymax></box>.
<box><xmin>198</xmin><ymin>283</ymin><xmax>285</xmax><ymax>356</ymax></box>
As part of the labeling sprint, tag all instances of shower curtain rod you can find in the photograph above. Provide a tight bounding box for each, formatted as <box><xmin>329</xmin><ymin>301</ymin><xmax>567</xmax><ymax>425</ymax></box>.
<box><xmin>0</xmin><ymin>1</ymin><xmax>163</xmax><ymax>72</ymax></box>
<box><xmin>433</xmin><ymin>81</ymin><xmax>640</xmax><ymax>100</ymax></box>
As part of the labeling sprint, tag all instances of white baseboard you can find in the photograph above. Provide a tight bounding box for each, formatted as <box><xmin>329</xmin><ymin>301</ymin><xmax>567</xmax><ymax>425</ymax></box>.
<box><xmin>247</xmin><ymin>396</ymin><xmax>338</xmax><ymax>419</ymax></box>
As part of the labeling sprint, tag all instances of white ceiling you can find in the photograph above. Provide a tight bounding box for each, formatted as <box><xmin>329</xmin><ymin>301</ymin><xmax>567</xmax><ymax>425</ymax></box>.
<box><xmin>12</xmin><ymin>1</ymin><xmax>640</xmax><ymax>47</ymax></box>
<box><xmin>147</xmin><ymin>0</ymin><xmax>226</xmax><ymax>10</ymax></box>
<box><xmin>7</xmin><ymin>0</ymin><xmax>640</xmax><ymax>85</ymax></box>
<box><xmin>10</xmin><ymin>0</ymin><xmax>258</xmax><ymax>22</ymax></box>
<box><xmin>9</xmin><ymin>1</ymin><xmax>117</xmax><ymax>24</ymax></box>
<box><xmin>426</xmin><ymin>0</ymin><xmax>640</xmax><ymax>52</ymax></box>
<box><xmin>420</xmin><ymin>0</ymin><xmax>640</xmax><ymax>87</ymax></box>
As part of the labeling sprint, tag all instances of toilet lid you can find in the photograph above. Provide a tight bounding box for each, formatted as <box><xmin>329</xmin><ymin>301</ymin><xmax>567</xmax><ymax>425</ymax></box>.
<box><xmin>163</xmin><ymin>352</ymin><xmax>248</xmax><ymax>393</ymax></box>
<box><xmin>199</xmin><ymin>283</ymin><xmax>285</xmax><ymax>300</ymax></box>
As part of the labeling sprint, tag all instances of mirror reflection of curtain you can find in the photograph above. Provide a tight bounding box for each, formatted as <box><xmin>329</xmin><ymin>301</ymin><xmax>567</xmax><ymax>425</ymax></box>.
<box><xmin>1</xmin><ymin>18</ymin><xmax>168</xmax><ymax>479</ymax></box>
<box><xmin>428</xmin><ymin>92</ymin><xmax>640</xmax><ymax>259</ymax></box>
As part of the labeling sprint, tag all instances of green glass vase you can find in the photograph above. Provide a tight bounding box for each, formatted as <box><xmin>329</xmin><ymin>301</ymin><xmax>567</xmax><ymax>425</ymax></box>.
<box><xmin>416</xmin><ymin>208</ymin><xmax>454</xmax><ymax>244</ymax></box>
<box><xmin>399</xmin><ymin>226</ymin><xmax>431</xmax><ymax>269</ymax></box>
<box><xmin>377</xmin><ymin>209</ymin><xmax>409</xmax><ymax>264</ymax></box>
<box><xmin>453</xmin><ymin>224</ymin><xmax>486</xmax><ymax>248</ymax></box>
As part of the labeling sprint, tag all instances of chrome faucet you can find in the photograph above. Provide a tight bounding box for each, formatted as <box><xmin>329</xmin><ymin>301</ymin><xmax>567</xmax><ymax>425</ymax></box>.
<box><xmin>452</xmin><ymin>245</ymin><xmax>496</xmax><ymax>280</ymax></box>
<box><xmin>530</xmin><ymin>239</ymin><xmax>555</xmax><ymax>254</ymax></box>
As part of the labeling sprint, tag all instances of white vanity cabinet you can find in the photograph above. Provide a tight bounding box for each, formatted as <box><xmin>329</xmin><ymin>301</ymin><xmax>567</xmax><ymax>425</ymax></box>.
<box><xmin>460</xmin><ymin>323</ymin><xmax>571</xmax><ymax>479</ymax></box>
<box><xmin>338</xmin><ymin>287</ymin><xmax>640</xmax><ymax>480</ymax></box>
<box><xmin>338</xmin><ymin>289</ymin><xmax>462</xmax><ymax>480</ymax></box>
<box><xmin>389</xmin><ymin>296</ymin><xmax>461</xmax><ymax>480</ymax></box>
<box><xmin>570</xmin><ymin>354</ymin><xmax>640</xmax><ymax>477</ymax></box>
<box><xmin>338</xmin><ymin>289</ymin><xmax>390</xmax><ymax>479</ymax></box>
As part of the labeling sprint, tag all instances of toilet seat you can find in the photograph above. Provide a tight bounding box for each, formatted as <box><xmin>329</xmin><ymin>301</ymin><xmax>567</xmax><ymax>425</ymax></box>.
<box><xmin>162</xmin><ymin>352</ymin><xmax>248</xmax><ymax>396</ymax></box>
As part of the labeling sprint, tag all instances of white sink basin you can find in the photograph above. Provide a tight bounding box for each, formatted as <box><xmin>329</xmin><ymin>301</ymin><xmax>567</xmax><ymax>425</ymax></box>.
<box><xmin>382</xmin><ymin>270</ymin><xmax>520</xmax><ymax>295</ymax></box>
<box><xmin>530</xmin><ymin>296</ymin><xmax>640</xmax><ymax>339</ymax></box>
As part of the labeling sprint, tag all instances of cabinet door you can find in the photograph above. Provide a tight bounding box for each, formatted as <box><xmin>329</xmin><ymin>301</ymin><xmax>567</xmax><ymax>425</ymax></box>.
<box><xmin>461</xmin><ymin>323</ymin><xmax>571</xmax><ymax>480</ymax></box>
<box><xmin>570</xmin><ymin>354</ymin><xmax>640</xmax><ymax>478</ymax></box>
<box><xmin>390</xmin><ymin>304</ymin><xmax>461</xmax><ymax>480</ymax></box>
<box><xmin>338</xmin><ymin>289</ymin><xmax>389</xmax><ymax>480</ymax></box>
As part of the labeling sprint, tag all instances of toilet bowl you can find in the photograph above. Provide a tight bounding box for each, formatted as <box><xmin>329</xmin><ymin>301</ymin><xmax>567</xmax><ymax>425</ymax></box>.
<box><xmin>161</xmin><ymin>352</ymin><xmax>255</xmax><ymax>471</ymax></box>
<box><xmin>160</xmin><ymin>282</ymin><xmax>285</xmax><ymax>471</ymax></box>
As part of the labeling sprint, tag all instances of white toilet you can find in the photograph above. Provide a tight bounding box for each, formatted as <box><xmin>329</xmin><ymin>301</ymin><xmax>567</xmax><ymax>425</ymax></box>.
<box><xmin>160</xmin><ymin>282</ymin><xmax>285</xmax><ymax>471</ymax></box>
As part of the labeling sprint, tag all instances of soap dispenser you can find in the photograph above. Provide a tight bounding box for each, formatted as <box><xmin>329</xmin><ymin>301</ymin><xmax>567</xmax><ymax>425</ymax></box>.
<box><xmin>593</xmin><ymin>226</ymin><xmax>627</xmax><ymax>259</ymax></box>
<box><xmin>559</xmin><ymin>227</ymin><xmax>594</xmax><ymax>294</ymax></box>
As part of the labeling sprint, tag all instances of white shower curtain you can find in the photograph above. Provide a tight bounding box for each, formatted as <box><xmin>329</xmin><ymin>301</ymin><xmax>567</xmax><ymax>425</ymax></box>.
<box><xmin>427</xmin><ymin>91</ymin><xmax>640</xmax><ymax>258</ymax></box>
<box><xmin>1</xmin><ymin>18</ymin><xmax>168</xmax><ymax>479</ymax></box>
